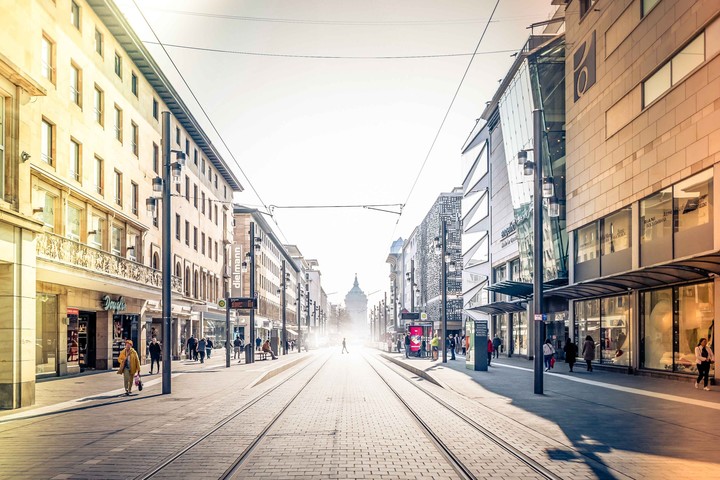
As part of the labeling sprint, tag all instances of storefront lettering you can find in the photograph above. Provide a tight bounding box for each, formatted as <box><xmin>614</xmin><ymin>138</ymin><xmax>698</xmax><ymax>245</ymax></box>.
<box><xmin>102</xmin><ymin>295</ymin><xmax>126</xmax><ymax>312</ymax></box>
<box><xmin>501</xmin><ymin>220</ymin><xmax>517</xmax><ymax>239</ymax></box>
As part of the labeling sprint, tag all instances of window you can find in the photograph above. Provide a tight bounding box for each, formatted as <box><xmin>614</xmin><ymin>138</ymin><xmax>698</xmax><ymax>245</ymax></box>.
<box><xmin>114</xmin><ymin>105</ymin><xmax>122</xmax><ymax>142</ymax></box>
<box><xmin>184</xmin><ymin>175</ymin><xmax>190</xmax><ymax>201</ymax></box>
<box><xmin>34</xmin><ymin>189</ymin><xmax>56</xmax><ymax>231</ymax></box>
<box><xmin>674</xmin><ymin>169</ymin><xmax>713</xmax><ymax>257</ymax></box>
<box><xmin>214</xmin><ymin>205</ymin><xmax>218</xmax><ymax>225</ymax></box>
<box><xmin>193</xmin><ymin>227</ymin><xmax>198</xmax><ymax>250</ymax></box>
<box><xmin>111</xmin><ymin>225</ymin><xmax>123</xmax><ymax>255</ymax></box>
<box><xmin>208</xmin><ymin>164</ymin><xmax>212</xmax><ymax>178</ymax></box>
<box><xmin>601</xmin><ymin>208</ymin><xmax>631</xmax><ymax>256</ymax></box>
<box><xmin>214</xmin><ymin>173</ymin><xmax>218</xmax><ymax>189</ymax></box>
<box><xmin>193</xmin><ymin>149</ymin><xmax>198</xmax><ymax>166</ymax></box>
<box><xmin>201</xmin><ymin>157</ymin><xmax>205</xmax><ymax>175</ymax></box>
<box><xmin>223</xmin><ymin>185</ymin><xmax>227</xmax><ymax>199</ymax></box>
<box><xmin>201</xmin><ymin>192</ymin><xmax>205</xmax><ymax>214</ymax></box>
<box><xmin>70</xmin><ymin>1</ymin><xmax>80</xmax><ymax>29</ymax></box>
<box><xmin>575</xmin><ymin>223</ymin><xmax>598</xmax><ymax>263</ymax></box>
<box><xmin>214</xmin><ymin>241</ymin><xmax>218</xmax><ymax>262</ymax></box>
<box><xmin>579</xmin><ymin>0</ymin><xmax>595</xmax><ymax>18</ymax></box>
<box><xmin>201</xmin><ymin>232</ymin><xmax>206</xmax><ymax>254</ymax></box>
<box><xmin>89</xmin><ymin>215</ymin><xmax>104</xmax><ymax>248</ymax></box>
<box><xmin>185</xmin><ymin>139</ymin><xmax>189</xmax><ymax>156</ymax></box>
<box><xmin>185</xmin><ymin>220</ymin><xmax>189</xmax><ymax>245</ymax></box>
<box><xmin>193</xmin><ymin>184</ymin><xmax>198</xmax><ymax>208</ymax></box>
<box><xmin>94</xmin><ymin>156</ymin><xmax>103</xmax><ymax>194</ymax></box>
<box><xmin>208</xmin><ymin>201</ymin><xmax>212</xmax><ymax>222</ymax></box>
<box><xmin>130</xmin><ymin>121</ymin><xmax>138</xmax><ymax>156</ymax></box>
<box><xmin>642</xmin><ymin>0</ymin><xmax>661</xmax><ymax>17</ymax></box>
<box><xmin>130</xmin><ymin>181</ymin><xmax>138</xmax><ymax>215</ymax></box>
<box><xmin>114</xmin><ymin>52</ymin><xmax>122</xmax><ymax>78</ymax></box>
<box><xmin>152</xmin><ymin>143</ymin><xmax>159</xmax><ymax>174</ymax></box>
<box><xmin>41</xmin><ymin>34</ymin><xmax>55</xmax><ymax>84</ymax></box>
<box><xmin>70</xmin><ymin>63</ymin><xmax>81</xmax><ymax>107</ymax></box>
<box><xmin>69</xmin><ymin>139</ymin><xmax>81</xmax><ymax>182</ymax></box>
<box><xmin>94</xmin><ymin>28</ymin><xmax>103</xmax><ymax>56</ymax></box>
<box><xmin>41</xmin><ymin>118</ymin><xmax>54</xmax><ymax>165</ymax></box>
<box><xmin>114</xmin><ymin>170</ymin><xmax>122</xmax><ymax>206</ymax></box>
<box><xmin>93</xmin><ymin>85</ymin><xmax>103</xmax><ymax>125</ymax></box>
<box><xmin>643</xmin><ymin>33</ymin><xmax>705</xmax><ymax>107</ymax></box>
<box><xmin>131</xmin><ymin>72</ymin><xmax>138</xmax><ymax>96</ymax></box>
<box><xmin>153</xmin><ymin>210</ymin><xmax>158</xmax><ymax>228</ymax></box>
<box><xmin>175</xmin><ymin>214</ymin><xmax>180</xmax><ymax>240</ymax></box>
<box><xmin>152</xmin><ymin>98</ymin><xmax>158</xmax><ymax>120</ymax></box>
<box><xmin>66</xmin><ymin>203</ymin><xmax>81</xmax><ymax>241</ymax></box>
<box><xmin>0</xmin><ymin>100</ymin><xmax>4</xmax><ymax>198</ymax></box>
<box><xmin>175</xmin><ymin>127</ymin><xmax>180</xmax><ymax>145</ymax></box>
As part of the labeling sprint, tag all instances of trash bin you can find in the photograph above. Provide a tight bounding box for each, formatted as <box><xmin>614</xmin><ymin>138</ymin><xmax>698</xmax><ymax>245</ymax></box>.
<box><xmin>245</xmin><ymin>344</ymin><xmax>253</xmax><ymax>364</ymax></box>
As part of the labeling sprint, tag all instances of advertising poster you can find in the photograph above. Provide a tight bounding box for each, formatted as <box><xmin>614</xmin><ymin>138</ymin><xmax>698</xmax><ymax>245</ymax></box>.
<box><xmin>409</xmin><ymin>326</ymin><xmax>422</xmax><ymax>352</ymax></box>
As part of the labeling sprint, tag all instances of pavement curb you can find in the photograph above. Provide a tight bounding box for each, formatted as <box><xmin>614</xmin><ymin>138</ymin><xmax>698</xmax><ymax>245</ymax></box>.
<box><xmin>246</xmin><ymin>354</ymin><xmax>311</xmax><ymax>389</ymax></box>
<box><xmin>380</xmin><ymin>353</ymin><xmax>446</xmax><ymax>388</ymax></box>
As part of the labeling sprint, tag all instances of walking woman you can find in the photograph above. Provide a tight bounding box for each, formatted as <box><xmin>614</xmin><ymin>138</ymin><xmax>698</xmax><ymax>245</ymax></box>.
<box><xmin>542</xmin><ymin>339</ymin><xmax>555</xmax><ymax>371</ymax></box>
<box><xmin>695</xmin><ymin>338</ymin><xmax>715</xmax><ymax>391</ymax></box>
<box><xmin>582</xmin><ymin>335</ymin><xmax>595</xmax><ymax>372</ymax></box>
<box><xmin>564</xmin><ymin>338</ymin><xmax>578</xmax><ymax>372</ymax></box>
<box><xmin>117</xmin><ymin>340</ymin><xmax>140</xmax><ymax>396</ymax></box>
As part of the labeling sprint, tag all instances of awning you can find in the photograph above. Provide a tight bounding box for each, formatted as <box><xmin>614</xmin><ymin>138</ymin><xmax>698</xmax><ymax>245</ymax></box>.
<box><xmin>285</xmin><ymin>328</ymin><xmax>298</xmax><ymax>336</ymax></box>
<box><xmin>484</xmin><ymin>278</ymin><xmax>568</xmax><ymax>299</ymax></box>
<box><xmin>469</xmin><ymin>300</ymin><xmax>527</xmax><ymax>315</ymax></box>
<box><xmin>547</xmin><ymin>251</ymin><xmax>720</xmax><ymax>300</ymax></box>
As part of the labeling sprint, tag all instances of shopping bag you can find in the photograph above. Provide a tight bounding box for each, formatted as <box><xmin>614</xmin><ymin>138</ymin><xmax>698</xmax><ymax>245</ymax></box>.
<box><xmin>135</xmin><ymin>374</ymin><xmax>143</xmax><ymax>391</ymax></box>
<box><xmin>550</xmin><ymin>356</ymin><xmax>556</xmax><ymax>368</ymax></box>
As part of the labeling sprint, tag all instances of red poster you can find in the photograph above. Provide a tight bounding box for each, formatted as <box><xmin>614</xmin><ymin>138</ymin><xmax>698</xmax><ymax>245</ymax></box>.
<box><xmin>409</xmin><ymin>326</ymin><xmax>422</xmax><ymax>352</ymax></box>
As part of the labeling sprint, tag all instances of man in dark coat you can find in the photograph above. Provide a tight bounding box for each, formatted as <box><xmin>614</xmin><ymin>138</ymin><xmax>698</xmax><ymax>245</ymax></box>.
<box><xmin>404</xmin><ymin>334</ymin><xmax>411</xmax><ymax>358</ymax></box>
<box><xmin>492</xmin><ymin>334</ymin><xmax>502</xmax><ymax>358</ymax></box>
<box><xmin>187</xmin><ymin>335</ymin><xmax>197</xmax><ymax>361</ymax></box>
<box><xmin>564</xmin><ymin>338</ymin><xmax>578</xmax><ymax>372</ymax></box>
<box><xmin>148</xmin><ymin>336</ymin><xmax>161</xmax><ymax>374</ymax></box>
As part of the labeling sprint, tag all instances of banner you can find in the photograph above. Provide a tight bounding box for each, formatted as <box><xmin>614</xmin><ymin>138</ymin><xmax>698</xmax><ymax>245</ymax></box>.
<box><xmin>231</xmin><ymin>242</ymin><xmax>244</xmax><ymax>298</ymax></box>
<box><xmin>409</xmin><ymin>326</ymin><xmax>422</xmax><ymax>352</ymax></box>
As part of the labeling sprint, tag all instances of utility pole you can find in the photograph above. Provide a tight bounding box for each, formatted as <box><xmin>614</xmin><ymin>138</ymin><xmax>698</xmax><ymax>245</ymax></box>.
<box><xmin>249</xmin><ymin>222</ymin><xmax>256</xmax><ymax>364</ymax></box>
<box><xmin>296</xmin><ymin>280</ymin><xmax>302</xmax><ymax>352</ymax></box>
<box><xmin>281</xmin><ymin>260</ymin><xmax>287</xmax><ymax>355</ymax></box>
<box><xmin>161</xmin><ymin>111</ymin><xmax>172</xmax><ymax>394</ymax></box>
<box><xmin>441</xmin><ymin>219</ymin><xmax>448</xmax><ymax>364</ymax></box>
<box><xmin>306</xmin><ymin>283</ymin><xmax>310</xmax><ymax>350</ymax></box>
<box><xmin>532</xmin><ymin>109</ymin><xmax>545</xmax><ymax>395</ymax></box>
<box><xmin>410</xmin><ymin>258</ymin><xmax>415</xmax><ymax>313</ymax></box>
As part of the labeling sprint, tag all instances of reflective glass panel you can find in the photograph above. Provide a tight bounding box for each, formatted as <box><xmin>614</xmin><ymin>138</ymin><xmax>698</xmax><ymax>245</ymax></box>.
<box><xmin>601</xmin><ymin>209</ymin><xmax>631</xmax><ymax>255</ymax></box>
<box><xmin>641</xmin><ymin>288</ymin><xmax>673</xmax><ymax>371</ymax></box>
<box><xmin>514</xmin><ymin>312</ymin><xmax>528</xmax><ymax>356</ymax></box>
<box><xmin>672</xmin><ymin>33</ymin><xmax>704</xmax><ymax>84</ymax></box>
<box><xmin>575</xmin><ymin>298</ymin><xmax>600</xmax><ymax>359</ymax></box>
<box><xmin>66</xmin><ymin>204</ymin><xmax>81</xmax><ymax>240</ymax></box>
<box><xmin>601</xmin><ymin>296</ymin><xmax>630</xmax><ymax>365</ymax></box>
<box><xmin>575</xmin><ymin>223</ymin><xmax>598</xmax><ymax>263</ymax></box>
<box><xmin>36</xmin><ymin>294</ymin><xmax>58</xmax><ymax>375</ymax></box>
<box><xmin>677</xmin><ymin>282</ymin><xmax>714</xmax><ymax>376</ymax></box>
<box><xmin>674</xmin><ymin>169</ymin><xmax>712</xmax><ymax>232</ymax></box>
<box><xmin>643</xmin><ymin>62</ymin><xmax>670</xmax><ymax>106</ymax></box>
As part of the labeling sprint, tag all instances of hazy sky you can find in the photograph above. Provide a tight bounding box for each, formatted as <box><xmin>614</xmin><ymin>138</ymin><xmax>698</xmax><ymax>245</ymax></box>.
<box><xmin>118</xmin><ymin>0</ymin><xmax>557</xmax><ymax>305</ymax></box>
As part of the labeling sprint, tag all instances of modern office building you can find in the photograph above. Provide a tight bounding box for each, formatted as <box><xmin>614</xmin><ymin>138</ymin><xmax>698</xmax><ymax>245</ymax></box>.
<box><xmin>0</xmin><ymin>0</ymin><xmax>243</xmax><ymax>408</ymax></box>
<box><xmin>548</xmin><ymin>0</ymin><xmax>720</xmax><ymax>380</ymax></box>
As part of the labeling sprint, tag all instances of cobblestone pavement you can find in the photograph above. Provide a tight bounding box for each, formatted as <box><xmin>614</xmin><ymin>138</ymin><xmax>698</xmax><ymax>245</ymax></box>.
<box><xmin>2</xmin><ymin>346</ymin><xmax>719</xmax><ymax>479</ymax></box>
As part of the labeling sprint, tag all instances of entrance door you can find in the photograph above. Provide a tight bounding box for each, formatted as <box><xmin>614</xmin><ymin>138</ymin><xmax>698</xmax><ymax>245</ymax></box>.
<box><xmin>78</xmin><ymin>312</ymin><xmax>96</xmax><ymax>370</ymax></box>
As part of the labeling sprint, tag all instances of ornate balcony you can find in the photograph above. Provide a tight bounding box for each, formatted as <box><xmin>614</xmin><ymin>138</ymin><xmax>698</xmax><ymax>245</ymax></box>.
<box><xmin>36</xmin><ymin>232</ymin><xmax>182</xmax><ymax>293</ymax></box>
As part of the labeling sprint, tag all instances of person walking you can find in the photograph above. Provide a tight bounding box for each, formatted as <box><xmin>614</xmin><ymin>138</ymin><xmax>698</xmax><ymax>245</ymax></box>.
<box><xmin>255</xmin><ymin>336</ymin><xmax>262</xmax><ymax>351</ymax></box>
<box><xmin>205</xmin><ymin>338</ymin><xmax>213</xmax><ymax>359</ymax></box>
<box><xmin>262</xmin><ymin>339</ymin><xmax>278</xmax><ymax>360</ymax></box>
<box><xmin>582</xmin><ymin>335</ymin><xmax>595</xmax><ymax>372</ymax></box>
<box><xmin>461</xmin><ymin>334</ymin><xmax>467</xmax><ymax>356</ymax></box>
<box><xmin>448</xmin><ymin>335</ymin><xmax>456</xmax><ymax>360</ymax></box>
<box><xmin>396</xmin><ymin>337</ymin><xmax>402</xmax><ymax>353</ymax></box>
<box><xmin>186</xmin><ymin>334</ymin><xmax>197</xmax><ymax>361</ymax></box>
<box><xmin>117</xmin><ymin>340</ymin><xmax>140</xmax><ymax>396</ymax></box>
<box><xmin>148</xmin><ymin>336</ymin><xmax>161</xmax><ymax>375</ymax></box>
<box><xmin>543</xmin><ymin>338</ymin><xmax>555</xmax><ymax>371</ymax></box>
<box><xmin>492</xmin><ymin>334</ymin><xmax>502</xmax><ymax>359</ymax></box>
<box><xmin>564</xmin><ymin>338</ymin><xmax>578</xmax><ymax>372</ymax></box>
<box><xmin>695</xmin><ymin>337</ymin><xmax>715</xmax><ymax>391</ymax></box>
<box><xmin>197</xmin><ymin>337</ymin><xmax>207</xmax><ymax>363</ymax></box>
<box><xmin>341</xmin><ymin>338</ymin><xmax>349</xmax><ymax>354</ymax></box>
<box><xmin>233</xmin><ymin>336</ymin><xmax>242</xmax><ymax>360</ymax></box>
<box><xmin>420</xmin><ymin>338</ymin><xmax>426</xmax><ymax>358</ymax></box>
<box><xmin>404</xmin><ymin>334</ymin><xmax>411</xmax><ymax>358</ymax></box>
<box><xmin>487</xmin><ymin>338</ymin><xmax>494</xmax><ymax>366</ymax></box>
<box><xmin>430</xmin><ymin>334</ymin><xmax>439</xmax><ymax>361</ymax></box>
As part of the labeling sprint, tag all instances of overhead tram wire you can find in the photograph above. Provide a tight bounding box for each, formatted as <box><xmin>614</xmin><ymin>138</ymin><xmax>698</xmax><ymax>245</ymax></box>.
<box><xmin>131</xmin><ymin>0</ymin><xmax>272</xmax><ymax>219</ymax></box>
<box><xmin>141</xmin><ymin>42</ymin><xmax>520</xmax><ymax>60</ymax></box>
<box><xmin>400</xmin><ymin>0</ymin><xmax>501</xmax><ymax>216</ymax></box>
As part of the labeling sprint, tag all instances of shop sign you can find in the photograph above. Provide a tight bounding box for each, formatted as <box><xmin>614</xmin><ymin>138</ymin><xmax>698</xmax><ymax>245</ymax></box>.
<box><xmin>474</xmin><ymin>320</ymin><xmax>488</xmax><ymax>337</ymax></box>
<box><xmin>231</xmin><ymin>242</ymin><xmax>244</xmax><ymax>298</ymax></box>
<box><xmin>102</xmin><ymin>295</ymin><xmax>126</xmax><ymax>312</ymax></box>
<box><xmin>534</xmin><ymin>313</ymin><xmax>547</xmax><ymax>322</ymax></box>
<box><xmin>573</xmin><ymin>30</ymin><xmax>597</xmax><ymax>102</ymax></box>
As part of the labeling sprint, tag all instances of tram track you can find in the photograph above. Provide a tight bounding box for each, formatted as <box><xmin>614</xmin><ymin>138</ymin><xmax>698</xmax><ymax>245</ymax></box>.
<box><xmin>363</xmin><ymin>352</ymin><xmax>563</xmax><ymax>480</ymax></box>
<box><xmin>134</xmin><ymin>353</ymin><xmax>331</xmax><ymax>480</ymax></box>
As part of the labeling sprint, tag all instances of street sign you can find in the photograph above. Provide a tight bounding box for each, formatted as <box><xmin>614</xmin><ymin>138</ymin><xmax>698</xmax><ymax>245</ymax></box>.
<box><xmin>229</xmin><ymin>297</ymin><xmax>257</xmax><ymax>309</ymax></box>
<box><xmin>218</xmin><ymin>299</ymin><xmax>226</xmax><ymax>308</ymax></box>
<box><xmin>400</xmin><ymin>312</ymin><xmax>420</xmax><ymax>320</ymax></box>
<box><xmin>534</xmin><ymin>313</ymin><xmax>546</xmax><ymax>321</ymax></box>
<box><xmin>420</xmin><ymin>312</ymin><xmax>428</xmax><ymax>320</ymax></box>
<box><xmin>475</xmin><ymin>320</ymin><xmax>488</xmax><ymax>337</ymax></box>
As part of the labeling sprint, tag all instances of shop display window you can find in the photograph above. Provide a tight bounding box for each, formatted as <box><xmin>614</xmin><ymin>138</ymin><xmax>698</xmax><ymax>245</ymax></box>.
<box><xmin>674</xmin><ymin>169</ymin><xmax>713</xmax><ymax>257</ymax></box>
<box><xmin>575</xmin><ymin>298</ymin><xmax>600</xmax><ymax>356</ymax></box>
<box><xmin>36</xmin><ymin>293</ymin><xmax>58</xmax><ymax>376</ymax></box>
<box><xmin>640</xmin><ymin>188</ymin><xmax>673</xmax><ymax>266</ymax></box>
<box><xmin>575</xmin><ymin>223</ymin><xmax>598</xmax><ymax>263</ymax></box>
<box><xmin>601</xmin><ymin>296</ymin><xmax>631</xmax><ymax>365</ymax></box>
<box><xmin>677</xmin><ymin>283</ymin><xmax>714</xmax><ymax>376</ymax></box>
<box><xmin>514</xmin><ymin>311</ymin><xmax>528</xmax><ymax>356</ymax></box>
<box><xmin>641</xmin><ymin>287</ymin><xmax>677</xmax><ymax>372</ymax></box>
<box><xmin>601</xmin><ymin>208</ymin><xmax>631</xmax><ymax>255</ymax></box>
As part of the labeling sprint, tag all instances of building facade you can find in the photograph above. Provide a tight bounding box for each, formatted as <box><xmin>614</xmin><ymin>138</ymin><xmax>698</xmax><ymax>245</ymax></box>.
<box><xmin>551</xmin><ymin>0</ymin><xmax>720</xmax><ymax>380</ymax></box>
<box><xmin>0</xmin><ymin>0</ymin><xmax>243</xmax><ymax>409</ymax></box>
<box><xmin>385</xmin><ymin>237</ymin><xmax>403</xmax><ymax>332</ymax></box>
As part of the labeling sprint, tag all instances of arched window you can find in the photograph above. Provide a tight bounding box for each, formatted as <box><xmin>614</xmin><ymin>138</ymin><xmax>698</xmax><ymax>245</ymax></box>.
<box><xmin>193</xmin><ymin>270</ymin><xmax>198</xmax><ymax>298</ymax></box>
<box><xmin>152</xmin><ymin>252</ymin><xmax>160</xmax><ymax>270</ymax></box>
<box><xmin>175</xmin><ymin>262</ymin><xmax>181</xmax><ymax>277</ymax></box>
<box><xmin>185</xmin><ymin>266</ymin><xmax>191</xmax><ymax>296</ymax></box>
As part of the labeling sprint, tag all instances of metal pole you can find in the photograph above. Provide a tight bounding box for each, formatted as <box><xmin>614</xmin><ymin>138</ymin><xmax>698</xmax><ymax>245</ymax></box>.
<box><xmin>161</xmin><ymin>111</ymin><xmax>172</xmax><ymax>395</ymax></box>
<box><xmin>249</xmin><ymin>222</ymin><xmax>256</xmax><ymax>364</ymax></box>
<box><xmin>296</xmin><ymin>280</ymin><xmax>302</xmax><ymax>353</ymax></box>
<box><xmin>281</xmin><ymin>260</ymin><xmax>287</xmax><ymax>355</ymax></box>
<box><xmin>306</xmin><ymin>284</ymin><xmax>310</xmax><ymax>350</ymax></box>
<box><xmin>533</xmin><ymin>108</ymin><xmax>545</xmax><ymax>395</ymax></box>
<box><xmin>225</xmin><ymin>292</ymin><xmax>230</xmax><ymax>367</ymax></box>
<box><xmin>384</xmin><ymin>292</ymin><xmax>387</xmax><ymax>348</ymax></box>
<box><xmin>441</xmin><ymin>219</ymin><xmax>448</xmax><ymax>364</ymax></box>
<box><xmin>410</xmin><ymin>258</ymin><xmax>415</xmax><ymax>313</ymax></box>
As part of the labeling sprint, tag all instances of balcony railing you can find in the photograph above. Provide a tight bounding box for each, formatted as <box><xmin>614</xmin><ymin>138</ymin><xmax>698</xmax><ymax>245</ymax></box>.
<box><xmin>36</xmin><ymin>232</ymin><xmax>182</xmax><ymax>293</ymax></box>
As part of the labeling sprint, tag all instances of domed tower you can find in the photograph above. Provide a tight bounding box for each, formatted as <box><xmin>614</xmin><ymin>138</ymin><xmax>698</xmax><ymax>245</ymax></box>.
<box><xmin>344</xmin><ymin>274</ymin><xmax>368</xmax><ymax>337</ymax></box>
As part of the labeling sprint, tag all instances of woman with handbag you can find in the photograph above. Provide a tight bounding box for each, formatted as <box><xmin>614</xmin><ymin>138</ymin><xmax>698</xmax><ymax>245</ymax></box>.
<box><xmin>695</xmin><ymin>338</ymin><xmax>715</xmax><ymax>391</ymax></box>
<box><xmin>117</xmin><ymin>340</ymin><xmax>140</xmax><ymax>396</ymax></box>
<box><xmin>542</xmin><ymin>339</ymin><xmax>555</xmax><ymax>372</ymax></box>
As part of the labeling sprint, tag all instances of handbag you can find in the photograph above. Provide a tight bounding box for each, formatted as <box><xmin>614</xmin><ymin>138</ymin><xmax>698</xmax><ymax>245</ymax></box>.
<box><xmin>550</xmin><ymin>356</ymin><xmax>556</xmax><ymax>368</ymax></box>
<box><xmin>135</xmin><ymin>373</ymin><xmax>143</xmax><ymax>391</ymax></box>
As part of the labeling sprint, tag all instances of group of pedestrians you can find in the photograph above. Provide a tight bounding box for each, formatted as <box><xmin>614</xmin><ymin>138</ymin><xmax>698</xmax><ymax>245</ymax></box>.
<box><xmin>185</xmin><ymin>334</ymin><xmax>213</xmax><ymax>363</ymax></box>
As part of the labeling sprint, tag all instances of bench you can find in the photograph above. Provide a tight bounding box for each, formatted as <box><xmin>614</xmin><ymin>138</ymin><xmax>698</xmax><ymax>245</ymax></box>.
<box><xmin>258</xmin><ymin>350</ymin><xmax>268</xmax><ymax>360</ymax></box>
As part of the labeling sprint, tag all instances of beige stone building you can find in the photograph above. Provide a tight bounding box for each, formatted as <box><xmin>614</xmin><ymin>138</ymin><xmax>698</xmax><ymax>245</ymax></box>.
<box><xmin>0</xmin><ymin>0</ymin><xmax>242</xmax><ymax>408</ymax></box>
<box><xmin>554</xmin><ymin>0</ymin><xmax>720</xmax><ymax>380</ymax></box>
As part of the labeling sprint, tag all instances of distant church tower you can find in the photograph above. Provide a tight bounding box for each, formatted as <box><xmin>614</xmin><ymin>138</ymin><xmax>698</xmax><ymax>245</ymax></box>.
<box><xmin>344</xmin><ymin>274</ymin><xmax>368</xmax><ymax>336</ymax></box>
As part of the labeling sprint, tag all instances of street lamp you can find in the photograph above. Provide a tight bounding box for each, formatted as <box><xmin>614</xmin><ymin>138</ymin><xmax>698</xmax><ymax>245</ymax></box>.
<box><xmin>520</xmin><ymin>108</ymin><xmax>546</xmax><ymax>395</ymax></box>
<box><xmin>432</xmin><ymin>220</ymin><xmax>449</xmax><ymax>363</ymax></box>
<box><xmin>144</xmin><ymin>111</ymin><xmax>186</xmax><ymax>395</ymax></box>
<box><xmin>279</xmin><ymin>261</ymin><xmax>290</xmax><ymax>355</ymax></box>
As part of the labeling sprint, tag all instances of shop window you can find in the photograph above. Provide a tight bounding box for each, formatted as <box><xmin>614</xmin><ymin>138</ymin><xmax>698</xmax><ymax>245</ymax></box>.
<box><xmin>66</xmin><ymin>203</ymin><xmax>82</xmax><ymax>241</ymax></box>
<box><xmin>575</xmin><ymin>298</ymin><xmax>600</xmax><ymax>360</ymax></box>
<box><xmin>678</xmin><ymin>283</ymin><xmax>714</xmax><ymax>376</ymax></box>
<box><xmin>600</xmin><ymin>296</ymin><xmax>631</xmax><ymax>365</ymax></box>
<box><xmin>36</xmin><ymin>294</ymin><xmax>58</xmax><ymax>376</ymax></box>
<box><xmin>601</xmin><ymin>207</ymin><xmax>631</xmax><ymax>275</ymax></box>
<box><xmin>640</xmin><ymin>187</ymin><xmax>672</xmax><ymax>266</ymax></box>
<box><xmin>641</xmin><ymin>287</ymin><xmax>673</xmax><ymax>371</ymax></box>
<box><xmin>674</xmin><ymin>169</ymin><xmax>713</xmax><ymax>257</ymax></box>
<box><xmin>574</xmin><ymin>223</ymin><xmax>599</xmax><ymax>281</ymax></box>
<box><xmin>513</xmin><ymin>312</ymin><xmax>528</xmax><ymax>356</ymax></box>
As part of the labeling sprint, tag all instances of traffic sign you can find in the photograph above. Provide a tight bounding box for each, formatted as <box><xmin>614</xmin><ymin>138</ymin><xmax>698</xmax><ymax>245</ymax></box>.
<box><xmin>400</xmin><ymin>312</ymin><xmax>420</xmax><ymax>320</ymax></box>
<box><xmin>420</xmin><ymin>312</ymin><xmax>428</xmax><ymax>320</ymax></box>
<box><xmin>534</xmin><ymin>313</ymin><xmax>546</xmax><ymax>321</ymax></box>
<box><xmin>218</xmin><ymin>299</ymin><xmax>226</xmax><ymax>308</ymax></box>
<box><xmin>229</xmin><ymin>297</ymin><xmax>257</xmax><ymax>309</ymax></box>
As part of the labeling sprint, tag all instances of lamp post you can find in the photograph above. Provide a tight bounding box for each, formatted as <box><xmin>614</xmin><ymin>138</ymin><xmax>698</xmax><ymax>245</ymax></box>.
<box><xmin>281</xmin><ymin>260</ymin><xmax>287</xmax><ymax>355</ymax></box>
<box><xmin>306</xmin><ymin>283</ymin><xmax>310</xmax><ymax>350</ymax></box>
<box><xmin>249</xmin><ymin>222</ymin><xmax>259</xmax><ymax>363</ymax></box>
<box><xmin>440</xmin><ymin>220</ymin><xmax>448</xmax><ymax>363</ymax></box>
<box><xmin>519</xmin><ymin>108</ymin><xmax>557</xmax><ymax>395</ymax></box>
<box><xmin>296</xmin><ymin>282</ymin><xmax>302</xmax><ymax>352</ymax></box>
<box><xmin>145</xmin><ymin>111</ymin><xmax>185</xmax><ymax>395</ymax></box>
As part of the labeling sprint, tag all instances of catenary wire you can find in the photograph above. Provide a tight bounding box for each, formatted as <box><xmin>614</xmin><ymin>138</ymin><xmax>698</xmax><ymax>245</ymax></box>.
<box><xmin>141</xmin><ymin>41</ymin><xmax>520</xmax><ymax>60</ymax></box>
<box><xmin>400</xmin><ymin>0</ymin><xmax>501</xmax><ymax>213</ymax></box>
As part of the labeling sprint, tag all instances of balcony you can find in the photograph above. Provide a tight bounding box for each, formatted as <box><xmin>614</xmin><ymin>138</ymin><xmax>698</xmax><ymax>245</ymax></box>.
<box><xmin>36</xmin><ymin>232</ymin><xmax>182</xmax><ymax>294</ymax></box>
